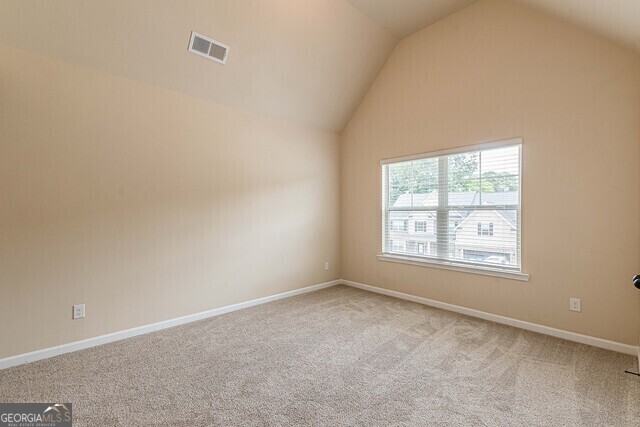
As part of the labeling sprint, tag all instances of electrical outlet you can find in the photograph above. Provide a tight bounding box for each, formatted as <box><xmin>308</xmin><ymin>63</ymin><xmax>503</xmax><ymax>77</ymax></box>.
<box><xmin>569</xmin><ymin>298</ymin><xmax>581</xmax><ymax>312</ymax></box>
<box><xmin>73</xmin><ymin>304</ymin><xmax>85</xmax><ymax>319</ymax></box>
<box><xmin>324</xmin><ymin>261</ymin><xmax>330</xmax><ymax>271</ymax></box>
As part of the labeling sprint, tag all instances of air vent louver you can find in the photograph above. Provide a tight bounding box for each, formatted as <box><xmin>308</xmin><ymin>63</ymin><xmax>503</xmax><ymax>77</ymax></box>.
<box><xmin>188</xmin><ymin>31</ymin><xmax>229</xmax><ymax>64</ymax></box>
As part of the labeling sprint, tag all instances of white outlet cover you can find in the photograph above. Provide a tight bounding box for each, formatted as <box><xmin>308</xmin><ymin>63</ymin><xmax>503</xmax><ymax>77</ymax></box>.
<box><xmin>569</xmin><ymin>298</ymin><xmax>581</xmax><ymax>312</ymax></box>
<box><xmin>324</xmin><ymin>262</ymin><xmax>330</xmax><ymax>271</ymax></box>
<box><xmin>73</xmin><ymin>304</ymin><xmax>85</xmax><ymax>319</ymax></box>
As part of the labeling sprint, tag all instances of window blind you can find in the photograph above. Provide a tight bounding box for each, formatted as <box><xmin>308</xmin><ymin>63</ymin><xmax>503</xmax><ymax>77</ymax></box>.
<box><xmin>382</xmin><ymin>140</ymin><xmax>521</xmax><ymax>271</ymax></box>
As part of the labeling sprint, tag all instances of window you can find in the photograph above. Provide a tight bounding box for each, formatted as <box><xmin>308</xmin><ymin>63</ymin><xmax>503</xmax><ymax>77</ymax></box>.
<box><xmin>381</xmin><ymin>140</ymin><xmax>522</xmax><ymax>275</ymax></box>
<box><xmin>414</xmin><ymin>221</ymin><xmax>427</xmax><ymax>233</ymax></box>
<box><xmin>477</xmin><ymin>222</ymin><xmax>493</xmax><ymax>236</ymax></box>
<box><xmin>391</xmin><ymin>220</ymin><xmax>408</xmax><ymax>232</ymax></box>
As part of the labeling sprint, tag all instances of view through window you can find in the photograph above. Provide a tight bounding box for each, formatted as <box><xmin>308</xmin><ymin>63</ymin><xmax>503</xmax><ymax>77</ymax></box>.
<box><xmin>382</xmin><ymin>142</ymin><xmax>521</xmax><ymax>271</ymax></box>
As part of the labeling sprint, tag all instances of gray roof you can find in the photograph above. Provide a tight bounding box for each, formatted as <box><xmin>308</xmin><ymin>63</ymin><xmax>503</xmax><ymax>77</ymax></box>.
<box><xmin>389</xmin><ymin>211</ymin><xmax>435</xmax><ymax>220</ymax></box>
<box><xmin>481</xmin><ymin>191</ymin><xmax>518</xmax><ymax>206</ymax></box>
<box><xmin>495</xmin><ymin>210</ymin><xmax>517</xmax><ymax>228</ymax></box>
<box><xmin>393</xmin><ymin>191</ymin><xmax>517</xmax><ymax>208</ymax></box>
<box><xmin>392</xmin><ymin>193</ymin><xmax>431</xmax><ymax>207</ymax></box>
<box><xmin>391</xmin><ymin>191</ymin><xmax>518</xmax><ymax>228</ymax></box>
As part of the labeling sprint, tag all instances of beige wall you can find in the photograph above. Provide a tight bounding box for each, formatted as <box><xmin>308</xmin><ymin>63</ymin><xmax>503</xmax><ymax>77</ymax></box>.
<box><xmin>2</xmin><ymin>0</ymin><xmax>639</xmax><ymax>361</ymax></box>
<box><xmin>341</xmin><ymin>0</ymin><xmax>640</xmax><ymax>345</ymax></box>
<box><xmin>0</xmin><ymin>46</ymin><xmax>340</xmax><ymax>359</ymax></box>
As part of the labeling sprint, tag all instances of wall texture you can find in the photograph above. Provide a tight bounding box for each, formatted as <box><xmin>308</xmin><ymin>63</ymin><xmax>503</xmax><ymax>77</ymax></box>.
<box><xmin>0</xmin><ymin>46</ymin><xmax>340</xmax><ymax>359</ymax></box>
<box><xmin>341</xmin><ymin>0</ymin><xmax>640</xmax><ymax>345</ymax></box>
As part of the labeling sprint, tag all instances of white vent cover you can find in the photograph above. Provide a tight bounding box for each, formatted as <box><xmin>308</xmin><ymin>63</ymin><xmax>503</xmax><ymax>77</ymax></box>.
<box><xmin>188</xmin><ymin>31</ymin><xmax>229</xmax><ymax>64</ymax></box>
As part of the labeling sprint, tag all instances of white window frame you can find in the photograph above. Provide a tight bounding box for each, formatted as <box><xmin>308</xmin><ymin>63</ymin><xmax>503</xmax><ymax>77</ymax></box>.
<box><xmin>379</xmin><ymin>138</ymin><xmax>529</xmax><ymax>281</ymax></box>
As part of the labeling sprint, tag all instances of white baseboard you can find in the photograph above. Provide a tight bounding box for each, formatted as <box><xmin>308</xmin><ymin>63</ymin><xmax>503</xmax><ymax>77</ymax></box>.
<box><xmin>0</xmin><ymin>280</ymin><xmax>341</xmax><ymax>370</ymax></box>
<box><xmin>2</xmin><ymin>278</ymin><xmax>636</xmax><ymax>370</ymax></box>
<box><xmin>340</xmin><ymin>279</ymin><xmax>639</xmax><ymax>356</ymax></box>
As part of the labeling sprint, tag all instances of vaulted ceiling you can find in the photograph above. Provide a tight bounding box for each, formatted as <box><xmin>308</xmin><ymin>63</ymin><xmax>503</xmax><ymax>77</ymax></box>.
<box><xmin>349</xmin><ymin>0</ymin><xmax>640</xmax><ymax>53</ymax></box>
<box><xmin>347</xmin><ymin>0</ymin><xmax>477</xmax><ymax>39</ymax></box>
<box><xmin>512</xmin><ymin>0</ymin><xmax>640</xmax><ymax>53</ymax></box>
<box><xmin>0</xmin><ymin>1</ymin><xmax>638</xmax><ymax>134</ymax></box>
<box><xmin>0</xmin><ymin>0</ymin><xmax>398</xmax><ymax>133</ymax></box>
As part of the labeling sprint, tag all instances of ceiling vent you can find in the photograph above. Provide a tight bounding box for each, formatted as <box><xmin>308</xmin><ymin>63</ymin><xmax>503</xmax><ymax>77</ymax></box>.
<box><xmin>188</xmin><ymin>31</ymin><xmax>229</xmax><ymax>64</ymax></box>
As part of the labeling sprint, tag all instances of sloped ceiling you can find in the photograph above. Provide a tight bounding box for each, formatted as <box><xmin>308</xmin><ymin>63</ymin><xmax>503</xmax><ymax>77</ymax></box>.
<box><xmin>512</xmin><ymin>0</ymin><xmax>640</xmax><ymax>53</ymax></box>
<box><xmin>1</xmin><ymin>1</ymin><xmax>638</xmax><ymax>134</ymax></box>
<box><xmin>0</xmin><ymin>0</ymin><xmax>398</xmax><ymax>133</ymax></box>
<box><xmin>348</xmin><ymin>0</ymin><xmax>640</xmax><ymax>53</ymax></box>
<box><xmin>347</xmin><ymin>0</ymin><xmax>477</xmax><ymax>39</ymax></box>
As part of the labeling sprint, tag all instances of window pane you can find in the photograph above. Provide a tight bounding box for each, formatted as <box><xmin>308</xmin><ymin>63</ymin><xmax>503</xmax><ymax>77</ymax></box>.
<box><xmin>388</xmin><ymin>161</ymin><xmax>412</xmax><ymax>207</ymax></box>
<box><xmin>411</xmin><ymin>158</ymin><xmax>439</xmax><ymax>207</ymax></box>
<box><xmin>447</xmin><ymin>151</ymin><xmax>480</xmax><ymax>206</ymax></box>
<box><xmin>479</xmin><ymin>146</ymin><xmax>520</xmax><ymax>206</ymax></box>
<box><xmin>387</xmin><ymin>159</ymin><xmax>438</xmax><ymax>209</ymax></box>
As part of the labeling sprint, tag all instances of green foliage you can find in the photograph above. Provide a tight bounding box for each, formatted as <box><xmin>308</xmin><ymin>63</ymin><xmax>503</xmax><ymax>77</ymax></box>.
<box><xmin>447</xmin><ymin>153</ymin><xmax>479</xmax><ymax>192</ymax></box>
<box><xmin>388</xmin><ymin>153</ymin><xmax>518</xmax><ymax>205</ymax></box>
<box><xmin>471</xmin><ymin>171</ymin><xmax>519</xmax><ymax>193</ymax></box>
<box><xmin>388</xmin><ymin>159</ymin><xmax>437</xmax><ymax>204</ymax></box>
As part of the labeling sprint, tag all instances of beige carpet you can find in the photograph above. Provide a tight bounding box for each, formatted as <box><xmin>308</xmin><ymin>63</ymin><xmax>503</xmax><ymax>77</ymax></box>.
<box><xmin>1</xmin><ymin>285</ymin><xmax>639</xmax><ymax>426</ymax></box>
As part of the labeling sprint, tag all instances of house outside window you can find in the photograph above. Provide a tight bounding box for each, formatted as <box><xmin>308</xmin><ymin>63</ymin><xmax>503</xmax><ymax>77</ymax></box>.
<box><xmin>392</xmin><ymin>220</ymin><xmax>407</xmax><ymax>232</ymax></box>
<box><xmin>390</xmin><ymin>240</ymin><xmax>406</xmax><ymax>252</ymax></box>
<box><xmin>381</xmin><ymin>140</ymin><xmax>522</xmax><ymax>274</ymax></box>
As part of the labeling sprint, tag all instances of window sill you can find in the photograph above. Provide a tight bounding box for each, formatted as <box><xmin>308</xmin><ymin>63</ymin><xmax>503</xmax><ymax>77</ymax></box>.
<box><xmin>377</xmin><ymin>254</ymin><xmax>530</xmax><ymax>282</ymax></box>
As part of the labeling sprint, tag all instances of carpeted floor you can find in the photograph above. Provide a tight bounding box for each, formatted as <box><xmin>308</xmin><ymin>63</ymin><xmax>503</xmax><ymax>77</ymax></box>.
<box><xmin>1</xmin><ymin>285</ymin><xmax>639</xmax><ymax>426</ymax></box>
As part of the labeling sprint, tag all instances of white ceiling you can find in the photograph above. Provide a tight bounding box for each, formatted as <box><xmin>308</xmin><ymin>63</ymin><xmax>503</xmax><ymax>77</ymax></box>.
<box><xmin>0</xmin><ymin>0</ymin><xmax>397</xmax><ymax>133</ymax></box>
<box><xmin>512</xmin><ymin>0</ymin><xmax>640</xmax><ymax>53</ymax></box>
<box><xmin>347</xmin><ymin>0</ymin><xmax>477</xmax><ymax>38</ymax></box>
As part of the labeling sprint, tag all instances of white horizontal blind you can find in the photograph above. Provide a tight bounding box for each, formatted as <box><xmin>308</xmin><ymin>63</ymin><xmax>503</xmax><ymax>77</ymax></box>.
<box><xmin>382</xmin><ymin>141</ymin><xmax>521</xmax><ymax>271</ymax></box>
